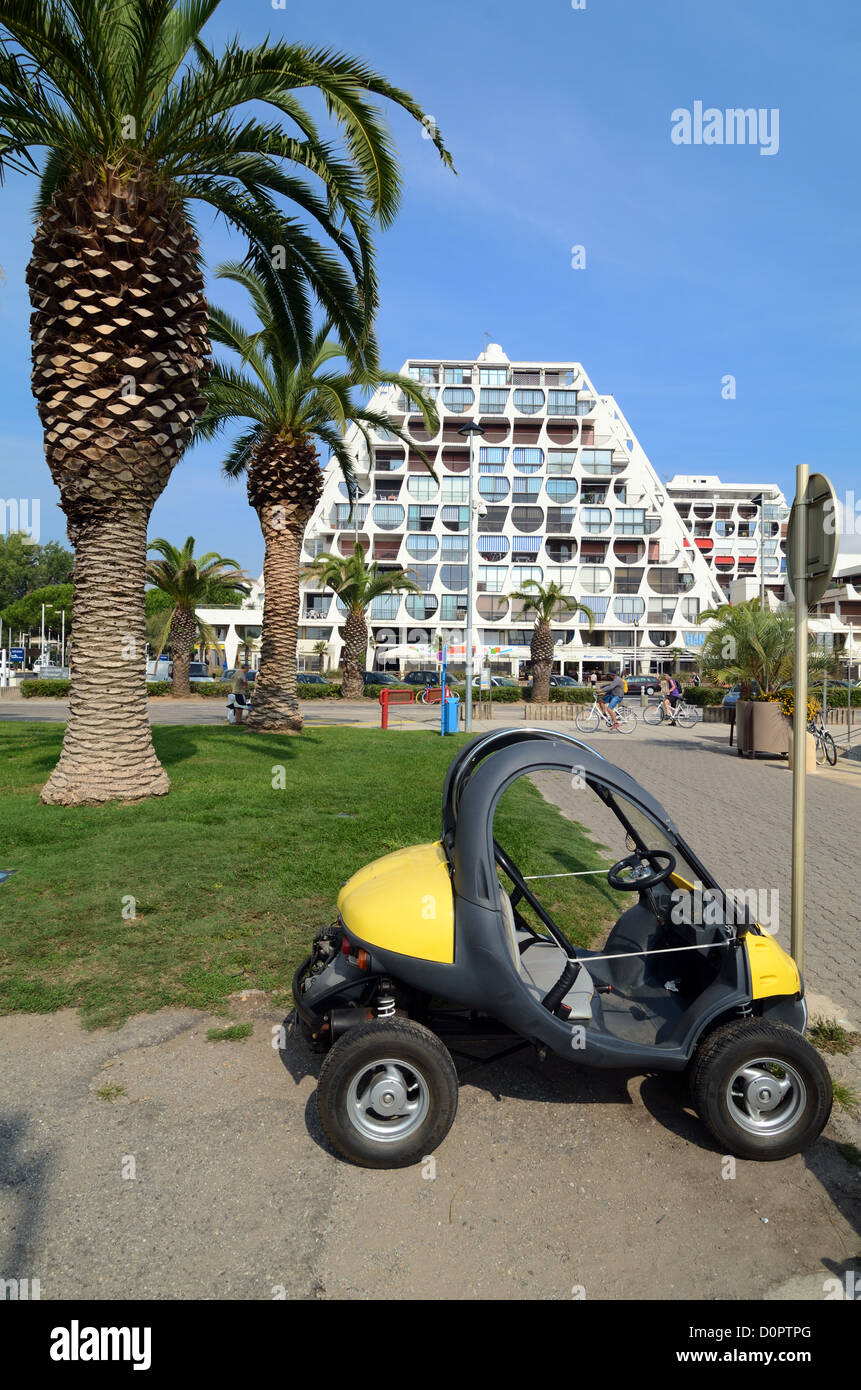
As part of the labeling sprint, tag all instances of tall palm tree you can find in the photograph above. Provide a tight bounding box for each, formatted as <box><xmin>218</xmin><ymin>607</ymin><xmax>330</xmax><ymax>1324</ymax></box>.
<box><xmin>196</xmin><ymin>257</ymin><xmax>439</xmax><ymax>732</ymax></box>
<box><xmin>511</xmin><ymin>580</ymin><xmax>595</xmax><ymax>702</ymax></box>
<box><xmin>0</xmin><ymin>0</ymin><xmax>452</xmax><ymax>803</ymax></box>
<box><xmin>304</xmin><ymin>545</ymin><xmax>418</xmax><ymax>698</ymax></box>
<box><xmin>146</xmin><ymin>537</ymin><xmax>248</xmax><ymax>696</ymax></box>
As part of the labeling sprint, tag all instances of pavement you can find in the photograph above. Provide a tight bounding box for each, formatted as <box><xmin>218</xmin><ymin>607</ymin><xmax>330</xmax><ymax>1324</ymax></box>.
<box><xmin>1</xmin><ymin>705</ymin><xmax>859</xmax><ymax>1301</ymax></box>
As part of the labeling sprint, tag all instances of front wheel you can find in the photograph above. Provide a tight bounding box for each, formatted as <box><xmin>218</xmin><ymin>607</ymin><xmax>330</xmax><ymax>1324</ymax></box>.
<box><xmin>575</xmin><ymin>706</ymin><xmax>600</xmax><ymax>732</ymax></box>
<box><xmin>675</xmin><ymin>705</ymin><xmax>699</xmax><ymax>728</ymax></box>
<box><xmin>316</xmin><ymin>1018</ymin><xmax>459</xmax><ymax>1168</ymax></box>
<box><xmin>642</xmin><ymin>703</ymin><xmax>664</xmax><ymax>725</ymax></box>
<box><xmin>689</xmin><ymin>1019</ymin><xmax>832</xmax><ymax>1161</ymax></box>
<box><xmin>823</xmin><ymin>731</ymin><xmax>837</xmax><ymax>766</ymax></box>
<box><xmin>614</xmin><ymin>705</ymin><xmax>637</xmax><ymax>733</ymax></box>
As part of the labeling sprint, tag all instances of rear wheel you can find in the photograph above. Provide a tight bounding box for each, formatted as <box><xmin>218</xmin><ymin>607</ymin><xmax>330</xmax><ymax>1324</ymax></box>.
<box><xmin>814</xmin><ymin>732</ymin><xmax>827</xmax><ymax>766</ymax></box>
<box><xmin>316</xmin><ymin>1018</ymin><xmax>459</xmax><ymax>1168</ymax></box>
<box><xmin>823</xmin><ymin>731</ymin><xmax>837</xmax><ymax>766</ymax></box>
<box><xmin>575</xmin><ymin>706</ymin><xmax>600</xmax><ymax>732</ymax></box>
<box><xmin>690</xmin><ymin>1019</ymin><xmax>832</xmax><ymax>1160</ymax></box>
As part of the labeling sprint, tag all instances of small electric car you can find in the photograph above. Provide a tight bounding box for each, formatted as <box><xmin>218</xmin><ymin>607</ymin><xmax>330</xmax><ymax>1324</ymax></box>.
<box><xmin>293</xmin><ymin>729</ymin><xmax>832</xmax><ymax>1168</ymax></box>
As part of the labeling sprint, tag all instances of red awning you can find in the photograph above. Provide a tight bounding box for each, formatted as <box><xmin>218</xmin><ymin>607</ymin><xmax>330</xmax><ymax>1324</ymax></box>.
<box><xmin>694</xmin><ymin>537</ymin><xmax>714</xmax><ymax>550</ymax></box>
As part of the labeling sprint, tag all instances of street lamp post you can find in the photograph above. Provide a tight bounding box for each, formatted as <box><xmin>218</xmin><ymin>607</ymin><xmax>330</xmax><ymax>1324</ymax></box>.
<box><xmin>458</xmin><ymin>419</ymin><xmax>486</xmax><ymax>733</ymax></box>
<box><xmin>752</xmin><ymin>492</ymin><xmax>765</xmax><ymax>608</ymax></box>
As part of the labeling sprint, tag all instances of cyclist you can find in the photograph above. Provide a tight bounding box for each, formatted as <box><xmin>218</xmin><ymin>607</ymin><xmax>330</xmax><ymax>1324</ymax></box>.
<box><xmin>597</xmin><ymin>670</ymin><xmax>624</xmax><ymax>731</ymax></box>
<box><xmin>660</xmin><ymin>673</ymin><xmax>682</xmax><ymax>722</ymax></box>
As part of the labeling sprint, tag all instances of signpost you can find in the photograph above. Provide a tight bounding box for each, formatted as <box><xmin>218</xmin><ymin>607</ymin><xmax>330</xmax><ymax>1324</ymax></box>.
<box><xmin>786</xmin><ymin>467</ymin><xmax>838</xmax><ymax>973</ymax></box>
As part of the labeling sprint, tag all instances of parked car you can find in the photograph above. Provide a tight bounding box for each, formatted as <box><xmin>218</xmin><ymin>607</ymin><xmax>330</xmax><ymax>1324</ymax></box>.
<box><xmin>401</xmin><ymin>669</ymin><xmax>443</xmax><ymax>686</ymax></box>
<box><xmin>296</xmin><ymin>672</ymin><xmax>329</xmax><ymax>685</ymax></box>
<box><xmin>223</xmin><ymin>668</ymin><xmax>256</xmax><ymax>684</ymax></box>
<box><xmin>362</xmin><ymin>671</ymin><xmax>403</xmax><ymax>686</ymax></box>
<box><xmin>622</xmin><ymin>676</ymin><xmax>661</xmax><ymax>696</ymax></box>
<box><xmin>472</xmin><ymin>675</ymin><xmax>520</xmax><ymax>688</ymax></box>
<box><xmin>188</xmin><ymin>662</ymin><xmax>216</xmax><ymax>683</ymax></box>
<box><xmin>548</xmin><ymin>674</ymin><xmax>579</xmax><ymax>687</ymax></box>
<box><xmin>722</xmin><ymin>681</ymin><xmax>761</xmax><ymax>706</ymax></box>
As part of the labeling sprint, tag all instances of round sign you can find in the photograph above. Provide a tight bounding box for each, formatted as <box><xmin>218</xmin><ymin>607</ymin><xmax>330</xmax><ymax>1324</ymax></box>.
<box><xmin>786</xmin><ymin>472</ymin><xmax>839</xmax><ymax>606</ymax></box>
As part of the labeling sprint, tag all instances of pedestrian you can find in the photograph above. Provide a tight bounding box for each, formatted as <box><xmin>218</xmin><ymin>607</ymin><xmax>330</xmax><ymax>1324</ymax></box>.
<box><xmin>230</xmin><ymin>665</ymin><xmax>250</xmax><ymax>724</ymax></box>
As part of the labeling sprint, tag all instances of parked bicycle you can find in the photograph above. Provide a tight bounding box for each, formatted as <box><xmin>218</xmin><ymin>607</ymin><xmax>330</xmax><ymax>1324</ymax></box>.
<box><xmin>418</xmin><ymin>684</ymin><xmax>453</xmax><ymax>705</ymax></box>
<box><xmin>574</xmin><ymin>697</ymin><xmax>637</xmax><ymax>734</ymax></box>
<box><xmin>642</xmin><ymin>697</ymin><xmax>699</xmax><ymax>729</ymax></box>
<box><xmin>808</xmin><ymin>714</ymin><xmax>837</xmax><ymax>766</ymax></box>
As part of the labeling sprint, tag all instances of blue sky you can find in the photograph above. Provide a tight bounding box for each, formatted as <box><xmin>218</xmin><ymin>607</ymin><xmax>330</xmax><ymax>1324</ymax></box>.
<box><xmin>1</xmin><ymin>0</ymin><xmax>859</xmax><ymax>576</ymax></box>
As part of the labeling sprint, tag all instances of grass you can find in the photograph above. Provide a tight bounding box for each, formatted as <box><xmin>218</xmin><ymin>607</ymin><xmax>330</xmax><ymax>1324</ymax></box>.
<box><xmin>809</xmin><ymin>1017</ymin><xmax>860</xmax><ymax>1055</ymax></box>
<box><xmin>206</xmin><ymin>1022</ymin><xmax>253</xmax><ymax>1043</ymax></box>
<box><xmin>0</xmin><ymin>724</ymin><xmax>617</xmax><ymax>1029</ymax></box>
<box><xmin>96</xmin><ymin>1084</ymin><xmax>126</xmax><ymax>1101</ymax></box>
<box><xmin>831</xmin><ymin>1080</ymin><xmax>860</xmax><ymax>1115</ymax></box>
<box><xmin>836</xmin><ymin>1143</ymin><xmax>861</xmax><ymax>1168</ymax></box>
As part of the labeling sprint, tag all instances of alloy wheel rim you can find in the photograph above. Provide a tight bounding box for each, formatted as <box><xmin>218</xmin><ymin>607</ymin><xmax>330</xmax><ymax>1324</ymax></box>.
<box><xmin>726</xmin><ymin>1055</ymin><xmax>807</xmax><ymax>1136</ymax></box>
<box><xmin>346</xmin><ymin>1057</ymin><xmax>430</xmax><ymax>1142</ymax></box>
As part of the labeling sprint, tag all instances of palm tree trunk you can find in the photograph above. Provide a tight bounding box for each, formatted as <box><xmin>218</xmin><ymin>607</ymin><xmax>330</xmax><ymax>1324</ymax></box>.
<box><xmin>341</xmin><ymin>609</ymin><xmax>367</xmax><ymax>698</ymax></box>
<box><xmin>169</xmin><ymin>608</ymin><xmax>196</xmax><ymax>697</ymax></box>
<box><xmin>247</xmin><ymin>503</ymin><xmax>304</xmax><ymax>733</ymax></box>
<box><xmin>530</xmin><ymin>619</ymin><xmax>554</xmax><ymax>703</ymax></box>
<box><xmin>40</xmin><ymin>508</ymin><xmax>169</xmax><ymax>805</ymax></box>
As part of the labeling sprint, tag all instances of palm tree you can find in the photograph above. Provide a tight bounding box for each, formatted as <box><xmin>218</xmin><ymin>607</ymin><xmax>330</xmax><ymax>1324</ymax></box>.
<box><xmin>146</xmin><ymin>537</ymin><xmax>248</xmax><ymax>696</ymax></box>
<box><xmin>510</xmin><ymin>581</ymin><xmax>595</xmax><ymax>702</ymax></box>
<box><xmin>0</xmin><ymin>0</ymin><xmax>452</xmax><ymax>803</ymax></box>
<box><xmin>698</xmin><ymin>598</ymin><xmax>832</xmax><ymax>695</ymax></box>
<box><xmin>196</xmin><ymin>257</ymin><xmax>439</xmax><ymax>732</ymax></box>
<box><xmin>304</xmin><ymin>545</ymin><xmax>418</xmax><ymax>698</ymax></box>
<box><xmin>312</xmin><ymin>639</ymin><xmax>329</xmax><ymax>674</ymax></box>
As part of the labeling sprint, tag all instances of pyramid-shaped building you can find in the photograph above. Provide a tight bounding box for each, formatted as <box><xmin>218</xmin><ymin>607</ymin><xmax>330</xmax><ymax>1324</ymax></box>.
<box><xmin>297</xmin><ymin>344</ymin><xmax>730</xmax><ymax>677</ymax></box>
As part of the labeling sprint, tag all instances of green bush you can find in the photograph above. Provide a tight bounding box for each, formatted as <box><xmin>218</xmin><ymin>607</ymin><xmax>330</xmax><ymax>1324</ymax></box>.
<box><xmin>21</xmin><ymin>678</ymin><xmax>70</xmax><ymax>697</ymax></box>
<box><xmin>297</xmin><ymin>681</ymin><xmax>341</xmax><ymax>699</ymax></box>
<box><xmin>546</xmin><ymin>687</ymin><xmax>594</xmax><ymax>704</ymax></box>
<box><xmin>816</xmin><ymin>685</ymin><xmax>861</xmax><ymax>708</ymax></box>
<box><xmin>683</xmin><ymin>685</ymin><xmax>725</xmax><ymax>707</ymax></box>
<box><xmin>363</xmin><ymin>683</ymin><xmax>411</xmax><ymax>699</ymax></box>
<box><xmin>191</xmin><ymin>680</ymin><xmax>233</xmax><ymax>697</ymax></box>
<box><xmin>146</xmin><ymin>681</ymin><xmax>173</xmax><ymax>697</ymax></box>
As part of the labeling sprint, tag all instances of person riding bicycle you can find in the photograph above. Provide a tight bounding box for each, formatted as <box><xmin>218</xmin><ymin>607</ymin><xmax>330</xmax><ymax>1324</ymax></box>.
<box><xmin>660</xmin><ymin>673</ymin><xmax>682</xmax><ymax>722</ymax></box>
<box><xmin>597</xmin><ymin>670</ymin><xmax>624</xmax><ymax>731</ymax></box>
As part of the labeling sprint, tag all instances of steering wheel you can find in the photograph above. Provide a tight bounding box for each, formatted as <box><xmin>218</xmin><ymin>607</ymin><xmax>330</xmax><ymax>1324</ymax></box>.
<box><xmin>607</xmin><ymin>849</ymin><xmax>676</xmax><ymax>892</ymax></box>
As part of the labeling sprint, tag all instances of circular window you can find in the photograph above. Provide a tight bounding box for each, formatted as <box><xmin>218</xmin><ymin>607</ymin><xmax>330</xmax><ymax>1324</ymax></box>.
<box><xmin>405</xmin><ymin>593</ymin><xmax>438</xmax><ymax>621</ymax></box>
<box><xmin>512</xmin><ymin>506</ymin><xmax>544</xmax><ymax>533</ymax></box>
<box><xmin>477</xmin><ymin>594</ymin><xmax>509</xmax><ymax>622</ymax></box>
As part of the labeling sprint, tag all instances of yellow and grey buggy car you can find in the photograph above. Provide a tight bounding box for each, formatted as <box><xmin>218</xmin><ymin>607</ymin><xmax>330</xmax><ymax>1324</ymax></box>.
<box><xmin>293</xmin><ymin>729</ymin><xmax>831</xmax><ymax>1168</ymax></box>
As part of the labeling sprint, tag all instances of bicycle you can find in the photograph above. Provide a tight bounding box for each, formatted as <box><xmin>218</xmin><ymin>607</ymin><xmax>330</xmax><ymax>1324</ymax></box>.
<box><xmin>642</xmin><ymin>697</ymin><xmax>699</xmax><ymax>729</ymax></box>
<box><xmin>574</xmin><ymin>697</ymin><xmax>637</xmax><ymax>734</ymax></box>
<box><xmin>418</xmin><ymin>684</ymin><xmax>453</xmax><ymax>705</ymax></box>
<box><xmin>808</xmin><ymin>714</ymin><xmax>837</xmax><ymax>766</ymax></box>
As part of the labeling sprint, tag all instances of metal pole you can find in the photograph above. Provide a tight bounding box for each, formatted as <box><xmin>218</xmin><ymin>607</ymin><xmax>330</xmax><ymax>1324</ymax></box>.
<box><xmin>61</xmin><ymin>608</ymin><xmax>66</xmax><ymax>669</ymax></box>
<box><xmin>41</xmin><ymin>602</ymin><xmax>45</xmax><ymax>669</ymax></box>
<box><xmin>465</xmin><ymin>431</ymin><xmax>475</xmax><ymax>734</ymax></box>
<box><xmin>791</xmin><ymin>463</ymin><xmax>809</xmax><ymax>974</ymax></box>
<box><xmin>759</xmin><ymin>499</ymin><xmax>765</xmax><ymax>609</ymax></box>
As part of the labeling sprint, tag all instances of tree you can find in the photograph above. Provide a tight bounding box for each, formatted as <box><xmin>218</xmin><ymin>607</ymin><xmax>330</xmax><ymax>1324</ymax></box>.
<box><xmin>510</xmin><ymin>581</ymin><xmax>594</xmax><ymax>702</ymax></box>
<box><xmin>1</xmin><ymin>583</ymin><xmax>74</xmax><ymax>643</ymax></box>
<box><xmin>197</xmin><ymin>256</ymin><xmax>438</xmax><ymax>731</ymax></box>
<box><xmin>0</xmin><ymin>0</ymin><xmax>452</xmax><ymax>802</ymax></box>
<box><xmin>303</xmin><ymin>545</ymin><xmax>418</xmax><ymax>698</ymax></box>
<box><xmin>698</xmin><ymin>598</ymin><xmax>831</xmax><ymax>695</ymax></box>
<box><xmin>0</xmin><ymin>533</ymin><xmax>73</xmax><ymax>610</ymax></box>
<box><xmin>146</xmin><ymin>538</ymin><xmax>247</xmax><ymax>696</ymax></box>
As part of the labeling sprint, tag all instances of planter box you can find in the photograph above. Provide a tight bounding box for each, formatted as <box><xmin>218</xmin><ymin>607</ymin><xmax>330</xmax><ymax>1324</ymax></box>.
<box><xmin>736</xmin><ymin>700</ymin><xmax>790</xmax><ymax>759</ymax></box>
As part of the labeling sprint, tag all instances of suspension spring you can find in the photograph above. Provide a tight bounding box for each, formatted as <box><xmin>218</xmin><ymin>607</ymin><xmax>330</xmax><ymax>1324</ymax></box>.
<box><xmin>377</xmin><ymin>982</ymin><xmax>396</xmax><ymax>1019</ymax></box>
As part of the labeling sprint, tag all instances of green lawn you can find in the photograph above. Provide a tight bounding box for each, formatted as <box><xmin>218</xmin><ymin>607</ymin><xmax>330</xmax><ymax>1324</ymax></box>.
<box><xmin>0</xmin><ymin>724</ymin><xmax>617</xmax><ymax>1028</ymax></box>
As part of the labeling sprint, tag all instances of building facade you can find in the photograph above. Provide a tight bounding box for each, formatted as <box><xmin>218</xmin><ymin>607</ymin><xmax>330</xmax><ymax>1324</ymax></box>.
<box><xmin>664</xmin><ymin>474</ymin><xmax>790</xmax><ymax>602</ymax></box>
<box><xmin>295</xmin><ymin>344</ymin><xmax>729</xmax><ymax>677</ymax></box>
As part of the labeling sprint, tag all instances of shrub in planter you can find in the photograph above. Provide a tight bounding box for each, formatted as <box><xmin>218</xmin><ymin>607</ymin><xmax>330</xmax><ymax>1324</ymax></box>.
<box><xmin>21</xmin><ymin>678</ymin><xmax>70</xmax><ymax>697</ymax></box>
<box><xmin>146</xmin><ymin>681</ymin><xmax>174</xmax><ymax>696</ymax></box>
<box><xmin>362</xmin><ymin>683</ymin><xmax>410</xmax><ymax>698</ymax></box>
<box><xmin>683</xmin><ymin>685</ymin><xmax>725</xmax><ymax>707</ymax></box>
<box><xmin>192</xmin><ymin>680</ymin><xmax>233</xmax><ymax>697</ymax></box>
<box><xmin>815</xmin><ymin>686</ymin><xmax>861</xmax><ymax>708</ymax></box>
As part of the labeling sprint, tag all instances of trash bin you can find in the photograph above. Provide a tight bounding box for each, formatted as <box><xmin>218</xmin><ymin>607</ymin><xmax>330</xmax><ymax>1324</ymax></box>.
<box><xmin>442</xmin><ymin>694</ymin><xmax>460</xmax><ymax>734</ymax></box>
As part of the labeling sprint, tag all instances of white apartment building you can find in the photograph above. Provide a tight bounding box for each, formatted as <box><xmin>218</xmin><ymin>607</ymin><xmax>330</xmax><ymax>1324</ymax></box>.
<box><xmin>664</xmin><ymin>475</ymin><xmax>791</xmax><ymax>602</ymax></box>
<box><xmin>292</xmin><ymin>344</ymin><xmax>730</xmax><ymax>678</ymax></box>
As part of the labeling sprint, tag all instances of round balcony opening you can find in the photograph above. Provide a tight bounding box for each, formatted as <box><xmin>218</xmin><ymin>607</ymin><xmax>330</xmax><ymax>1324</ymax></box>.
<box><xmin>512</xmin><ymin>505</ymin><xmax>544</xmax><ymax>533</ymax></box>
<box><xmin>405</xmin><ymin>593</ymin><xmax>438</xmax><ymax>621</ymax></box>
<box><xmin>477</xmin><ymin>594</ymin><xmax>509</xmax><ymax>622</ymax></box>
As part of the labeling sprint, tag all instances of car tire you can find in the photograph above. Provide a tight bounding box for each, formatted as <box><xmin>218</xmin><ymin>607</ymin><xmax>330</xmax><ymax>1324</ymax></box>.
<box><xmin>689</xmin><ymin>1019</ymin><xmax>832</xmax><ymax>1161</ymax></box>
<box><xmin>316</xmin><ymin>1018</ymin><xmax>459</xmax><ymax>1168</ymax></box>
